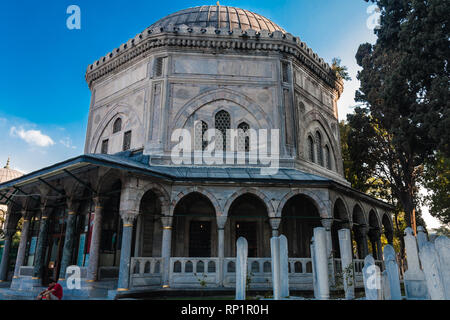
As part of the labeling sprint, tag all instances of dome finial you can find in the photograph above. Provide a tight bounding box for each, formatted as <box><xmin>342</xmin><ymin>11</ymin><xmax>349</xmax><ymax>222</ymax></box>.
<box><xmin>4</xmin><ymin>157</ymin><xmax>10</xmax><ymax>169</ymax></box>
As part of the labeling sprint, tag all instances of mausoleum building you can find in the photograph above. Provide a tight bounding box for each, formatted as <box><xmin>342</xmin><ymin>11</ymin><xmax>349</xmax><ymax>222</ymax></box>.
<box><xmin>0</xmin><ymin>5</ymin><xmax>394</xmax><ymax>299</ymax></box>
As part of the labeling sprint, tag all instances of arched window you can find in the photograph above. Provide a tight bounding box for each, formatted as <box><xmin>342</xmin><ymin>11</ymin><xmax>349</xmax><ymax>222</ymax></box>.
<box><xmin>113</xmin><ymin>118</ymin><xmax>122</xmax><ymax>134</ymax></box>
<box><xmin>325</xmin><ymin>145</ymin><xmax>331</xmax><ymax>170</ymax></box>
<box><xmin>237</xmin><ymin>122</ymin><xmax>250</xmax><ymax>152</ymax></box>
<box><xmin>308</xmin><ymin>136</ymin><xmax>315</xmax><ymax>162</ymax></box>
<box><xmin>215</xmin><ymin>110</ymin><xmax>230</xmax><ymax>151</ymax></box>
<box><xmin>315</xmin><ymin>131</ymin><xmax>323</xmax><ymax>166</ymax></box>
<box><xmin>194</xmin><ymin>121</ymin><xmax>208</xmax><ymax>151</ymax></box>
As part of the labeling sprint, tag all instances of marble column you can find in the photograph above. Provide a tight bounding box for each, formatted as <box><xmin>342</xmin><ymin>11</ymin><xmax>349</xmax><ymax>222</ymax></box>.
<box><xmin>117</xmin><ymin>213</ymin><xmax>137</xmax><ymax>291</ymax></box>
<box><xmin>0</xmin><ymin>229</ymin><xmax>15</xmax><ymax>281</ymax></box>
<box><xmin>217</xmin><ymin>215</ymin><xmax>227</xmax><ymax>287</ymax></box>
<box><xmin>32</xmin><ymin>207</ymin><xmax>50</xmax><ymax>281</ymax></box>
<box><xmin>161</xmin><ymin>215</ymin><xmax>173</xmax><ymax>288</ymax></box>
<box><xmin>269</xmin><ymin>218</ymin><xmax>281</xmax><ymax>237</ymax></box>
<box><xmin>59</xmin><ymin>198</ymin><xmax>77</xmax><ymax>280</ymax></box>
<box><xmin>12</xmin><ymin>210</ymin><xmax>32</xmax><ymax>282</ymax></box>
<box><xmin>338</xmin><ymin>228</ymin><xmax>355</xmax><ymax>299</ymax></box>
<box><xmin>359</xmin><ymin>225</ymin><xmax>370</xmax><ymax>258</ymax></box>
<box><xmin>87</xmin><ymin>198</ymin><xmax>103</xmax><ymax>282</ymax></box>
<box><xmin>321</xmin><ymin>218</ymin><xmax>334</xmax><ymax>283</ymax></box>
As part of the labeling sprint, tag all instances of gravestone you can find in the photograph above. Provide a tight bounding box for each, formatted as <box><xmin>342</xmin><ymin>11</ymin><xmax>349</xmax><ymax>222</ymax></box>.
<box><xmin>434</xmin><ymin>236</ymin><xmax>450</xmax><ymax>299</ymax></box>
<box><xmin>403</xmin><ymin>227</ymin><xmax>429</xmax><ymax>299</ymax></box>
<box><xmin>383</xmin><ymin>244</ymin><xmax>402</xmax><ymax>300</ymax></box>
<box><xmin>417</xmin><ymin>226</ymin><xmax>428</xmax><ymax>251</ymax></box>
<box><xmin>382</xmin><ymin>270</ymin><xmax>391</xmax><ymax>300</ymax></box>
<box><xmin>362</xmin><ymin>254</ymin><xmax>382</xmax><ymax>300</ymax></box>
<box><xmin>338</xmin><ymin>228</ymin><xmax>355</xmax><ymax>299</ymax></box>
<box><xmin>236</xmin><ymin>237</ymin><xmax>248</xmax><ymax>300</ymax></box>
<box><xmin>279</xmin><ymin>235</ymin><xmax>290</xmax><ymax>298</ymax></box>
<box><xmin>419</xmin><ymin>242</ymin><xmax>445</xmax><ymax>300</ymax></box>
<box><xmin>270</xmin><ymin>234</ymin><xmax>290</xmax><ymax>300</ymax></box>
<box><xmin>312</xmin><ymin>227</ymin><xmax>330</xmax><ymax>300</ymax></box>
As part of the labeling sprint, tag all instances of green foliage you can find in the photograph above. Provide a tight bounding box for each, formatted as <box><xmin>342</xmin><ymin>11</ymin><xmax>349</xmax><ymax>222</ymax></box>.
<box><xmin>346</xmin><ymin>0</ymin><xmax>449</xmax><ymax>229</ymax></box>
<box><xmin>331</xmin><ymin>58</ymin><xmax>351</xmax><ymax>81</ymax></box>
<box><xmin>431</xmin><ymin>225</ymin><xmax>450</xmax><ymax>237</ymax></box>
<box><xmin>423</xmin><ymin>153</ymin><xmax>450</xmax><ymax>225</ymax></box>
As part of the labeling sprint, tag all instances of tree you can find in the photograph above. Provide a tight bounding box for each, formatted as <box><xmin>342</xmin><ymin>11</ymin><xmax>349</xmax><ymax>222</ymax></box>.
<box><xmin>423</xmin><ymin>153</ymin><xmax>450</xmax><ymax>225</ymax></box>
<box><xmin>331</xmin><ymin>58</ymin><xmax>351</xmax><ymax>81</ymax></box>
<box><xmin>353</xmin><ymin>0</ymin><xmax>450</xmax><ymax>229</ymax></box>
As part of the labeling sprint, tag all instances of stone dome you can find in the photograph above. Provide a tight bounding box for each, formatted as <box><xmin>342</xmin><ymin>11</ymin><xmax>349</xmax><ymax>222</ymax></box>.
<box><xmin>0</xmin><ymin>159</ymin><xmax>23</xmax><ymax>184</ymax></box>
<box><xmin>150</xmin><ymin>5</ymin><xmax>286</xmax><ymax>33</ymax></box>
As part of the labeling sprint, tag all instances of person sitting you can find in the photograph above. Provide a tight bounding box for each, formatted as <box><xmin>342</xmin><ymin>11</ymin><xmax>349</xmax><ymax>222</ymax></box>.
<box><xmin>37</xmin><ymin>278</ymin><xmax>63</xmax><ymax>300</ymax></box>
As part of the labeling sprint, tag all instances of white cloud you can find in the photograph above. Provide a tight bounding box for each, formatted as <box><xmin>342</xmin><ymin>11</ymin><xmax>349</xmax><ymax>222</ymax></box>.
<box><xmin>59</xmin><ymin>137</ymin><xmax>77</xmax><ymax>149</ymax></box>
<box><xmin>10</xmin><ymin>126</ymin><xmax>55</xmax><ymax>147</ymax></box>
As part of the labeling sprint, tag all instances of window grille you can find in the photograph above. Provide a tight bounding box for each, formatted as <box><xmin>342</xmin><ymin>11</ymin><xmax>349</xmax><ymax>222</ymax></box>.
<box><xmin>215</xmin><ymin>111</ymin><xmax>230</xmax><ymax>151</ymax></box>
<box><xmin>237</xmin><ymin>122</ymin><xmax>250</xmax><ymax>152</ymax></box>
<box><xmin>101</xmin><ymin>139</ymin><xmax>109</xmax><ymax>154</ymax></box>
<box><xmin>308</xmin><ymin>136</ymin><xmax>315</xmax><ymax>162</ymax></box>
<box><xmin>153</xmin><ymin>57</ymin><xmax>164</xmax><ymax>77</ymax></box>
<box><xmin>123</xmin><ymin>131</ymin><xmax>132</xmax><ymax>151</ymax></box>
<box><xmin>325</xmin><ymin>145</ymin><xmax>331</xmax><ymax>170</ymax></box>
<box><xmin>282</xmin><ymin>61</ymin><xmax>289</xmax><ymax>83</ymax></box>
<box><xmin>315</xmin><ymin>131</ymin><xmax>323</xmax><ymax>166</ymax></box>
<box><xmin>113</xmin><ymin>118</ymin><xmax>122</xmax><ymax>134</ymax></box>
<box><xmin>194</xmin><ymin>121</ymin><xmax>208</xmax><ymax>151</ymax></box>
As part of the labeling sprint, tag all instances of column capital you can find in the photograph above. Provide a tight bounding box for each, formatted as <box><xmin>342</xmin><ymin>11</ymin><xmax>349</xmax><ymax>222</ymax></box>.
<box><xmin>120</xmin><ymin>211</ymin><xmax>138</xmax><ymax>226</ymax></box>
<box><xmin>359</xmin><ymin>225</ymin><xmax>369</xmax><ymax>235</ymax></box>
<box><xmin>321</xmin><ymin>218</ymin><xmax>333</xmax><ymax>230</ymax></box>
<box><xmin>216</xmin><ymin>215</ymin><xmax>227</xmax><ymax>229</ymax></box>
<box><xmin>161</xmin><ymin>215</ymin><xmax>173</xmax><ymax>229</ymax></box>
<box><xmin>269</xmin><ymin>217</ymin><xmax>281</xmax><ymax>230</ymax></box>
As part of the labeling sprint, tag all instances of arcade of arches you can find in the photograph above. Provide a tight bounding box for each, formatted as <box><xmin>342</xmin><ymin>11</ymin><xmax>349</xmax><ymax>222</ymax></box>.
<box><xmin>1</xmin><ymin>174</ymin><xmax>393</xmax><ymax>293</ymax></box>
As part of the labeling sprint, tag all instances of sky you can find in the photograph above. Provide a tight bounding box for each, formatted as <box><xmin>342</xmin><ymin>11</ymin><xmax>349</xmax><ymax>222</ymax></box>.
<box><xmin>0</xmin><ymin>0</ymin><xmax>442</xmax><ymax>229</ymax></box>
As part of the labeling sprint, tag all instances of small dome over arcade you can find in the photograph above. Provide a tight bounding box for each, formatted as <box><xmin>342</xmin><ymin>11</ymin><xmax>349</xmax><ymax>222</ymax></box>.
<box><xmin>0</xmin><ymin>158</ymin><xmax>23</xmax><ymax>184</ymax></box>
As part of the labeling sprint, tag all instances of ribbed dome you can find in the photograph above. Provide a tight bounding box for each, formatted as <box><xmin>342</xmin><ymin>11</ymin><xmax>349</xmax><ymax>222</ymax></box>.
<box><xmin>0</xmin><ymin>159</ymin><xmax>22</xmax><ymax>184</ymax></box>
<box><xmin>150</xmin><ymin>5</ymin><xmax>286</xmax><ymax>33</ymax></box>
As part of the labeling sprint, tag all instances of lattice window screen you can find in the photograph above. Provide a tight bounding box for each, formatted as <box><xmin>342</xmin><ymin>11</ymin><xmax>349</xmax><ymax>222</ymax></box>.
<box><xmin>194</xmin><ymin>121</ymin><xmax>208</xmax><ymax>151</ymax></box>
<box><xmin>123</xmin><ymin>131</ymin><xmax>132</xmax><ymax>151</ymax></box>
<box><xmin>308</xmin><ymin>136</ymin><xmax>315</xmax><ymax>162</ymax></box>
<box><xmin>237</xmin><ymin>122</ymin><xmax>250</xmax><ymax>152</ymax></box>
<box><xmin>101</xmin><ymin>139</ymin><xmax>109</xmax><ymax>154</ymax></box>
<box><xmin>325</xmin><ymin>145</ymin><xmax>331</xmax><ymax>170</ymax></box>
<box><xmin>113</xmin><ymin>118</ymin><xmax>122</xmax><ymax>134</ymax></box>
<box><xmin>215</xmin><ymin>111</ymin><xmax>230</xmax><ymax>151</ymax></box>
<box><xmin>315</xmin><ymin>131</ymin><xmax>323</xmax><ymax>166</ymax></box>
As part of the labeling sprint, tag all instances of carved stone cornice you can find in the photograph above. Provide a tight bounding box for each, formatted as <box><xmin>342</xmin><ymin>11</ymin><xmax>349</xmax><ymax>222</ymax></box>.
<box><xmin>85</xmin><ymin>25</ymin><xmax>343</xmax><ymax>95</ymax></box>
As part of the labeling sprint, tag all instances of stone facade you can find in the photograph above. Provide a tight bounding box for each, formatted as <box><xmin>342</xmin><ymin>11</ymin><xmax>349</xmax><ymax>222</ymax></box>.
<box><xmin>0</xmin><ymin>5</ymin><xmax>393</xmax><ymax>299</ymax></box>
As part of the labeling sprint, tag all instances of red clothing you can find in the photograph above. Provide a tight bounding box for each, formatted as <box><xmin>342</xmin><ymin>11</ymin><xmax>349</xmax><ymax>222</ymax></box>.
<box><xmin>48</xmin><ymin>283</ymin><xmax>63</xmax><ymax>300</ymax></box>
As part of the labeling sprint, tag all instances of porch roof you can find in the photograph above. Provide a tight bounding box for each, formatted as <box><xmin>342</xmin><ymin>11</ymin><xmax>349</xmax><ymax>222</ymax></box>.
<box><xmin>0</xmin><ymin>151</ymin><xmax>393</xmax><ymax>210</ymax></box>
